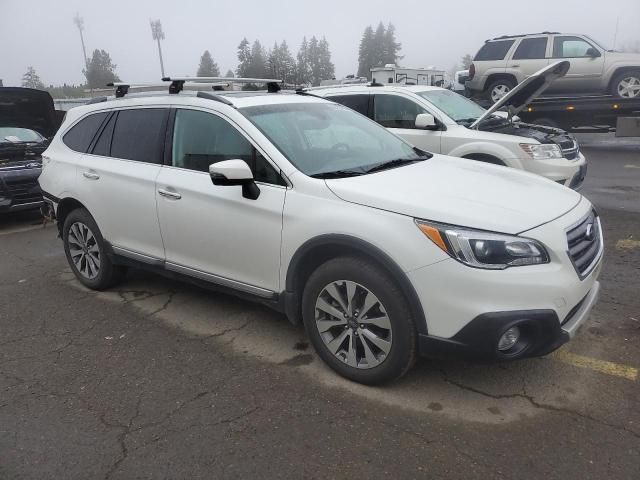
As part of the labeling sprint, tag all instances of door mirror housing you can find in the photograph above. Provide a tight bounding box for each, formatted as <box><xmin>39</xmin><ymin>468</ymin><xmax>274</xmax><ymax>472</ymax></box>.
<box><xmin>209</xmin><ymin>159</ymin><xmax>260</xmax><ymax>200</ymax></box>
<box><xmin>585</xmin><ymin>47</ymin><xmax>601</xmax><ymax>58</ymax></box>
<box><xmin>415</xmin><ymin>113</ymin><xmax>438</xmax><ymax>130</ymax></box>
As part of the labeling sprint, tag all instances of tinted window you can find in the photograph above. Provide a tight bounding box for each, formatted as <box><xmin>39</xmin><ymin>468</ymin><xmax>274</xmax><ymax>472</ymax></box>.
<box><xmin>513</xmin><ymin>37</ymin><xmax>548</xmax><ymax>60</ymax></box>
<box><xmin>91</xmin><ymin>113</ymin><xmax>116</xmax><ymax>156</ymax></box>
<box><xmin>373</xmin><ymin>94</ymin><xmax>427</xmax><ymax>129</ymax></box>
<box><xmin>474</xmin><ymin>40</ymin><xmax>515</xmax><ymax>61</ymax></box>
<box><xmin>328</xmin><ymin>95</ymin><xmax>369</xmax><ymax>116</ymax></box>
<box><xmin>553</xmin><ymin>36</ymin><xmax>595</xmax><ymax>57</ymax></box>
<box><xmin>63</xmin><ymin>112</ymin><xmax>108</xmax><ymax>152</ymax></box>
<box><xmin>110</xmin><ymin>109</ymin><xmax>167</xmax><ymax>163</ymax></box>
<box><xmin>172</xmin><ymin>109</ymin><xmax>284</xmax><ymax>185</ymax></box>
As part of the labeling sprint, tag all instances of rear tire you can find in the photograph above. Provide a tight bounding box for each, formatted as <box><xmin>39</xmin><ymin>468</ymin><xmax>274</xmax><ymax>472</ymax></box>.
<box><xmin>611</xmin><ymin>70</ymin><xmax>640</xmax><ymax>99</ymax></box>
<box><xmin>301</xmin><ymin>256</ymin><xmax>417</xmax><ymax>385</ymax></box>
<box><xmin>62</xmin><ymin>208</ymin><xmax>126</xmax><ymax>290</ymax></box>
<box><xmin>486</xmin><ymin>78</ymin><xmax>516</xmax><ymax>104</ymax></box>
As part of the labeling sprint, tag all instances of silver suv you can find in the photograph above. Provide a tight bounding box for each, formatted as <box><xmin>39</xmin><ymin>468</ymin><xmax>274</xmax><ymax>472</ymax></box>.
<box><xmin>467</xmin><ymin>32</ymin><xmax>640</xmax><ymax>103</ymax></box>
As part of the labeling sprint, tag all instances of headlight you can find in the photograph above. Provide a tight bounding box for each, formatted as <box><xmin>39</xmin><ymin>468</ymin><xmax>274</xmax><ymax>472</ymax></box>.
<box><xmin>415</xmin><ymin>220</ymin><xmax>549</xmax><ymax>269</ymax></box>
<box><xmin>519</xmin><ymin>143</ymin><xmax>563</xmax><ymax>160</ymax></box>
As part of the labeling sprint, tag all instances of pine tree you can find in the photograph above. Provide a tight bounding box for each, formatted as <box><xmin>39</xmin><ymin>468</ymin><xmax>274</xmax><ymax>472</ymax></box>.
<box><xmin>383</xmin><ymin>23</ymin><xmax>402</xmax><ymax>65</ymax></box>
<box><xmin>84</xmin><ymin>49</ymin><xmax>120</xmax><ymax>89</ymax></box>
<box><xmin>296</xmin><ymin>37</ymin><xmax>311</xmax><ymax>85</ymax></box>
<box><xmin>22</xmin><ymin>66</ymin><xmax>44</xmax><ymax>89</ymax></box>
<box><xmin>357</xmin><ymin>23</ymin><xmax>402</xmax><ymax>79</ymax></box>
<box><xmin>249</xmin><ymin>40</ymin><xmax>266</xmax><ymax>78</ymax></box>
<box><xmin>225</xmin><ymin>69</ymin><xmax>235</xmax><ymax>78</ymax></box>
<box><xmin>236</xmin><ymin>38</ymin><xmax>251</xmax><ymax>77</ymax></box>
<box><xmin>279</xmin><ymin>40</ymin><xmax>296</xmax><ymax>84</ymax></box>
<box><xmin>267</xmin><ymin>42</ymin><xmax>281</xmax><ymax>80</ymax></box>
<box><xmin>317</xmin><ymin>37</ymin><xmax>335</xmax><ymax>83</ymax></box>
<box><xmin>308</xmin><ymin>36</ymin><xmax>321</xmax><ymax>86</ymax></box>
<box><xmin>460</xmin><ymin>54</ymin><xmax>473</xmax><ymax>69</ymax></box>
<box><xmin>357</xmin><ymin>26</ymin><xmax>375</xmax><ymax>78</ymax></box>
<box><xmin>197</xmin><ymin>50</ymin><xmax>220</xmax><ymax>77</ymax></box>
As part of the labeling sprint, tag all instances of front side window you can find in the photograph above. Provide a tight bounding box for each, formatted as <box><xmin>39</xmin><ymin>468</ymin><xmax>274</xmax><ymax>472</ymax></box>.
<box><xmin>241</xmin><ymin>102</ymin><xmax>427</xmax><ymax>177</ymax></box>
<box><xmin>110</xmin><ymin>109</ymin><xmax>167</xmax><ymax>164</ymax></box>
<box><xmin>417</xmin><ymin>90</ymin><xmax>486</xmax><ymax>123</ymax></box>
<box><xmin>373</xmin><ymin>94</ymin><xmax>427</xmax><ymax>129</ymax></box>
<box><xmin>474</xmin><ymin>40</ymin><xmax>515</xmax><ymax>61</ymax></box>
<box><xmin>171</xmin><ymin>109</ymin><xmax>284</xmax><ymax>185</ymax></box>
<box><xmin>327</xmin><ymin>94</ymin><xmax>369</xmax><ymax>116</ymax></box>
<box><xmin>63</xmin><ymin>112</ymin><xmax>108</xmax><ymax>153</ymax></box>
<box><xmin>513</xmin><ymin>37</ymin><xmax>548</xmax><ymax>60</ymax></box>
<box><xmin>553</xmin><ymin>36</ymin><xmax>596</xmax><ymax>58</ymax></box>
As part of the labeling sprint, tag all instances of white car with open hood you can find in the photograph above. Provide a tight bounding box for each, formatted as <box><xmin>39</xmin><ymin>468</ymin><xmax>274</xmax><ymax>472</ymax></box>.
<box><xmin>311</xmin><ymin>61</ymin><xmax>588</xmax><ymax>189</ymax></box>
<box><xmin>38</xmin><ymin>77</ymin><xmax>603</xmax><ymax>384</ymax></box>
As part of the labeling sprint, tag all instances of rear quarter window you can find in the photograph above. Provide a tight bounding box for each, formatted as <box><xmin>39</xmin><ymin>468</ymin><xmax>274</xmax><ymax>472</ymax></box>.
<box><xmin>62</xmin><ymin>112</ymin><xmax>109</xmax><ymax>152</ymax></box>
<box><xmin>329</xmin><ymin>94</ymin><xmax>370</xmax><ymax>116</ymax></box>
<box><xmin>474</xmin><ymin>40</ymin><xmax>515</xmax><ymax>61</ymax></box>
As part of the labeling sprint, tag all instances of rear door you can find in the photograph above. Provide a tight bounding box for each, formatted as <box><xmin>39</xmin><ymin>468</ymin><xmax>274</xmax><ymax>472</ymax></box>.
<box><xmin>509</xmin><ymin>37</ymin><xmax>550</xmax><ymax>80</ymax></box>
<box><xmin>371</xmin><ymin>93</ymin><xmax>442</xmax><ymax>153</ymax></box>
<box><xmin>76</xmin><ymin>107</ymin><xmax>168</xmax><ymax>260</ymax></box>
<box><xmin>549</xmin><ymin>35</ymin><xmax>605</xmax><ymax>92</ymax></box>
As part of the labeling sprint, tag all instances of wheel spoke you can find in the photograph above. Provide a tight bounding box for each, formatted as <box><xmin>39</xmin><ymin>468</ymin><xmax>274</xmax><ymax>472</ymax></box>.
<box><xmin>362</xmin><ymin>314</ymin><xmax>391</xmax><ymax>330</ymax></box>
<box><xmin>316</xmin><ymin>297</ymin><xmax>346</xmax><ymax>320</ymax></box>
<box><xmin>346</xmin><ymin>332</ymin><xmax>357</xmax><ymax>367</ymax></box>
<box><xmin>345</xmin><ymin>281</ymin><xmax>357</xmax><ymax>315</ymax></box>
<box><xmin>327</xmin><ymin>329</ymin><xmax>349</xmax><ymax>355</ymax></box>
<box><xmin>360</xmin><ymin>335</ymin><xmax>380</xmax><ymax>367</ymax></box>
<box><xmin>72</xmin><ymin>252</ymin><xmax>84</xmax><ymax>270</ymax></box>
<box><xmin>317</xmin><ymin>318</ymin><xmax>347</xmax><ymax>333</ymax></box>
<box><xmin>360</xmin><ymin>290</ymin><xmax>379</xmax><ymax>319</ymax></box>
<box><xmin>324</xmin><ymin>282</ymin><xmax>348</xmax><ymax>313</ymax></box>
<box><xmin>361</xmin><ymin>328</ymin><xmax>391</xmax><ymax>355</ymax></box>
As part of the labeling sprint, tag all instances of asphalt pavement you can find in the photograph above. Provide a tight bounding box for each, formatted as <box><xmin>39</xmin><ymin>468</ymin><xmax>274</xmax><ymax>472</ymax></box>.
<box><xmin>1</xmin><ymin>135</ymin><xmax>639</xmax><ymax>479</ymax></box>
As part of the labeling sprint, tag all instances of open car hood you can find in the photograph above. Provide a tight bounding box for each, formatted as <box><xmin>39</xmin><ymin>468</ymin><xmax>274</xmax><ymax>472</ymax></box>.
<box><xmin>470</xmin><ymin>60</ymin><xmax>570</xmax><ymax>129</ymax></box>
<box><xmin>0</xmin><ymin>87</ymin><xmax>57</xmax><ymax>138</ymax></box>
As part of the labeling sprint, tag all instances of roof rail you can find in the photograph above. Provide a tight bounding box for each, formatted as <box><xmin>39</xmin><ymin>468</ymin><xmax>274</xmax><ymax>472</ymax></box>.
<box><xmin>87</xmin><ymin>96</ymin><xmax>108</xmax><ymax>104</ymax></box>
<box><xmin>488</xmin><ymin>31</ymin><xmax>560</xmax><ymax>41</ymax></box>
<box><xmin>162</xmin><ymin>76</ymin><xmax>283</xmax><ymax>93</ymax></box>
<box><xmin>196</xmin><ymin>91</ymin><xmax>235</xmax><ymax>106</ymax></box>
<box><xmin>303</xmin><ymin>83</ymin><xmax>378</xmax><ymax>92</ymax></box>
<box><xmin>106</xmin><ymin>82</ymin><xmax>168</xmax><ymax>98</ymax></box>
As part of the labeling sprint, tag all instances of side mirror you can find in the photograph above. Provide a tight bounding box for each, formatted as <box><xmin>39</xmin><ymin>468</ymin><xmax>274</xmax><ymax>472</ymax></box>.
<box><xmin>585</xmin><ymin>47</ymin><xmax>600</xmax><ymax>58</ymax></box>
<box><xmin>209</xmin><ymin>159</ymin><xmax>260</xmax><ymax>200</ymax></box>
<box><xmin>415</xmin><ymin>113</ymin><xmax>437</xmax><ymax>130</ymax></box>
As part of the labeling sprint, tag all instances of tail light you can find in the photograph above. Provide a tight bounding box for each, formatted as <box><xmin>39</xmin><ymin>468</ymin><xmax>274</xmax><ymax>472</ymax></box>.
<box><xmin>468</xmin><ymin>63</ymin><xmax>476</xmax><ymax>81</ymax></box>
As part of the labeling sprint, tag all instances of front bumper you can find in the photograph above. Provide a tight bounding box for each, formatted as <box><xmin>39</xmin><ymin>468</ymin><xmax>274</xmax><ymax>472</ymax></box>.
<box><xmin>0</xmin><ymin>169</ymin><xmax>43</xmax><ymax>213</ymax></box>
<box><xmin>522</xmin><ymin>151</ymin><xmax>587</xmax><ymax>190</ymax></box>
<box><xmin>417</xmin><ymin>281</ymin><xmax>600</xmax><ymax>360</ymax></box>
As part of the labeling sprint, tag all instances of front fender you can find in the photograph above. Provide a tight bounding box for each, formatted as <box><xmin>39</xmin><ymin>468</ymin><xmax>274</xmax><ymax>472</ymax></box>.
<box><xmin>446</xmin><ymin>142</ymin><xmax>524</xmax><ymax>170</ymax></box>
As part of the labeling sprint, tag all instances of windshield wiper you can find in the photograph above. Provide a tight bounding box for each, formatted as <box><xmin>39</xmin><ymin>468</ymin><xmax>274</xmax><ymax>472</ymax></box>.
<box><xmin>456</xmin><ymin>117</ymin><xmax>478</xmax><ymax>124</ymax></box>
<box><xmin>310</xmin><ymin>169</ymin><xmax>365</xmax><ymax>179</ymax></box>
<box><xmin>364</xmin><ymin>156</ymin><xmax>428</xmax><ymax>174</ymax></box>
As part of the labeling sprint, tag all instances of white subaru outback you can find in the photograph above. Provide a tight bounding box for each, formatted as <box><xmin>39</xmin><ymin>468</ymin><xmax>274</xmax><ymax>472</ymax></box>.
<box><xmin>39</xmin><ymin>81</ymin><xmax>603</xmax><ymax>384</ymax></box>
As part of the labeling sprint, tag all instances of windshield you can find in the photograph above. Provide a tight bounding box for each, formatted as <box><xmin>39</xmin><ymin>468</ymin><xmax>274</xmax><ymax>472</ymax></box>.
<box><xmin>0</xmin><ymin>127</ymin><xmax>45</xmax><ymax>144</ymax></box>
<box><xmin>241</xmin><ymin>102</ymin><xmax>429</xmax><ymax>177</ymax></box>
<box><xmin>417</xmin><ymin>90</ymin><xmax>486</xmax><ymax>122</ymax></box>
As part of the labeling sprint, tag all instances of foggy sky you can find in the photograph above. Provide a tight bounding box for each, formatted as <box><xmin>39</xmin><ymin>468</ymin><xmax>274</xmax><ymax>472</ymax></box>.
<box><xmin>1</xmin><ymin>0</ymin><xmax>639</xmax><ymax>87</ymax></box>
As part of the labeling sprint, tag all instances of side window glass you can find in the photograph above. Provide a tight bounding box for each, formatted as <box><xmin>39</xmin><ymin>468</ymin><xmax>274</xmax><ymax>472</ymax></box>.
<box><xmin>329</xmin><ymin>95</ymin><xmax>369</xmax><ymax>116</ymax></box>
<box><xmin>172</xmin><ymin>109</ymin><xmax>285</xmax><ymax>185</ymax></box>
<box><xmin>474</xmin><ymin>40</ymin><xmax>515</xmax><ymax>61</ymax></box>
<box><xmin>513</xmin><ymin>38</ymin><xmax>548</xmax><ymax>60</ymax></box>
<box><xmin>91</xmin><ymin>113</ymin><xmax>116</xmax><ymax>156</ymax></box>
<box><xmin>63</xmin><ymin>112</ymin><xmax>108</xmax><ymax>153</ymax></box>
<box><xmin>373</xmin><ymin>95</ymin><xmax>427</xmax><ymax>129</ymax></box>
<box><xmin>110</xmin><ymin>109</ymin><xmax>167</xmax><ymax>164</ymax></box>
<box><xmin>553</xmin><ymin>37</ymin><xmax>594</xmax><ymax>58</ymax></box>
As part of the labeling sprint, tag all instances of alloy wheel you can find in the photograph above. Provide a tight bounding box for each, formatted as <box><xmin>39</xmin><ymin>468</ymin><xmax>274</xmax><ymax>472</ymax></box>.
<box><xmin>491</xmin><ymin>84</ymin><xmax>511</xmax><ymax>103</ymax></box>
<box><xmin>68</xmin><ymin>222</ymin><xmax>101</xmax><ymax>279</ymax></box>
<box><xmin>314</xmin><ymin>280</ymin><xmax>392</xmax><ymax>369</ymax></box>
<box><xmin>617</xmin><ymin>76</ymin><xmax>640</xmax><ymax>98</ymax></box>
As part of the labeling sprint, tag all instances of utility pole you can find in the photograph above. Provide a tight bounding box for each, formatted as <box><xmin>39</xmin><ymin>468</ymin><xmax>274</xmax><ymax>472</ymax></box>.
<box><xmin>73</xmin><ymin>13</ymin><xmax>89</xmax><ymax>71</ymax></box>
<box><xmin>612</xmin><ymin>16</ymin><xmax>619</xmax><ymax>50</ymax></box>
<box><xmin>150</xmin><ymin>20</ymin><xmax>166</xmax><ymax>78</ymax></box>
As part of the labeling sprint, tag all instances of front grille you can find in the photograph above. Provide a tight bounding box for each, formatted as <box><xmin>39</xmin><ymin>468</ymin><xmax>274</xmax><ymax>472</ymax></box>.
<box><xmin>4</xmin><ymin>178</ymin><xmax>42</xmax><ymax>205</ymax></box>
<box><xmin>566</xmin><ymin>211</ymin><xmax>602</xmax><ymax>279</ymax></box>
<box><xmin>561</xmin><ymin>139</ymin><xmax>579</xmax><ymax>160</ymax></box>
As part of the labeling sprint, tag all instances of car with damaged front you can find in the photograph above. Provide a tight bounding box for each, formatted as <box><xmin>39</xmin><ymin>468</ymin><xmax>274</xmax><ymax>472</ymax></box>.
<box><xmin>38</xmin><ymin>82</ymin><xmax>603</xmax><ymax>384</ymax></box>
<box><xmin>0</xmin><ymin>87</ymin><xmax>57</xmax><ymax>213</ymax></box>
<box><xmin>310</xmin><ymin>61</ymin><xmax>587</xmax><ymax>189</ymax></box>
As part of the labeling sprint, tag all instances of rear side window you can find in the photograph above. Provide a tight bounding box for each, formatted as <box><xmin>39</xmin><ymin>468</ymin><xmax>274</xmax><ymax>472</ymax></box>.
<box><xmin>373</xmin><ymin>94</ymin><xmax>427</xmax><ymax>129</ymax></box>
<box><xmin>110</xmin><ymin>109</ymin><xmax>168</xmax><ymax>164</ymax></box>
<box><xmin>63</xmin><ymin>112</ymin><xmax>108</xmax><ymax>152</ymax></box>
<box><xmin>513</xmin><ymin>37</ymin><xmax>548</xmax><ymax>60</ymax></box>
<box><xmin>328</xmin><ymin>95</ymin><xmax>369</xmax><ymax>116</ymax></box>
<box><xmin>474</xmin><ymin>40</ymin><xmax>515</xmax><ymax>61</ymax></box>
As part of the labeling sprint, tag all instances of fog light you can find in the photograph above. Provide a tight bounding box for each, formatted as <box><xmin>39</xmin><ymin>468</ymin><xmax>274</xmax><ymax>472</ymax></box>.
<box><xmin>498</xmin><ymin>326</ymin><xmax>520</xmax><ymax>351</ymax></box>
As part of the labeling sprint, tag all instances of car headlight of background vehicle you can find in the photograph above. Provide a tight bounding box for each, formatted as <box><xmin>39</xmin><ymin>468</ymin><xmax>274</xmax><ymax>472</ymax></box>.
<box><xmin>416</xmin><ymin>220</ymin><xmax>549</xmax><ymax>269</ymax></box>
<box><xmin>519</xmin><ymin>143</ymin><xmax>563</xmax><ymax>160</ymax></box>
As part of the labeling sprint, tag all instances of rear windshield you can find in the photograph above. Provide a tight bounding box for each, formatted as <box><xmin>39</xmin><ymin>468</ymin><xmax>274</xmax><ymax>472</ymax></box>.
<box><xmin>474</xmin><ymin>40</ymin><xmax>515</xmax><ymax>61</ymax></box>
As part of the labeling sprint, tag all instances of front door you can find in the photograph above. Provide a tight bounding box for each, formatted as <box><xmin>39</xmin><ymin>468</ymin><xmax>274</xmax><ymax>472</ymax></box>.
<box><xmin>155</xmin><ymin>108</ymin><xmax>287</xmax><ymax>294</ymax></box>
<box><xmin>372</xmin><ymin>94</ymin><xmax>442</xmax><ymax>153</ymax></box>
<box><xmin>549</xmin><ymin>35</ymin><xmax>605</xmax><ymax>93</ymax></box>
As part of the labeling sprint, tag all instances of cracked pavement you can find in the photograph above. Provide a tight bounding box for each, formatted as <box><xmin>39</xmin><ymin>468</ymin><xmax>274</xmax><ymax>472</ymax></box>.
<box><xmin>1</xmin><ymin>138</ymin><xmax>639</xmax><ymax>479</ymax></box>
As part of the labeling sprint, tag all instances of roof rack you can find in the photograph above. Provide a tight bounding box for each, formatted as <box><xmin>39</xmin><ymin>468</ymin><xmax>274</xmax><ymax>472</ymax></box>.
<box><xmin>162</xmin><ymin>76</ymin><xmax>283</xmax><ymax>93</ymax></box>
<box><xmin>302</xmin><ymin>82</ymin><xmax>379</xmax><ymax>92</ymax></box>
<box><xmin>488</xmin><ymin>31</ymin><xmax>560</xmax><ymax>41</ymax></box>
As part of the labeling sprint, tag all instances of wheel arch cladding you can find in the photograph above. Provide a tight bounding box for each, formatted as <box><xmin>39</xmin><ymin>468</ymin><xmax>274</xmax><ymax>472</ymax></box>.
<box><xmin>283</xmin><ymin>234</ymin><xmax>428</xmax><ymax>334</ymax></box>
<box><xmin>56</xmin><ymin>197</ymin><xmax>88</xmax><ymax>236</ymax></box>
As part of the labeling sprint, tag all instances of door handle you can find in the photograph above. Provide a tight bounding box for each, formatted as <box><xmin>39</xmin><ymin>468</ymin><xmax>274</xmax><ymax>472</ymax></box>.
<box><xmin>509</xmin><ymin>64</ymin><xmax>520</xmax><ymax>68</ymax></box>
<box><xmin>158</xmin><ymin>188</ymin><xmax>182</xmax><ymax>200</ymax></box>
<box><xmin>82</xmin><ymin>171</ymin><xmax>100</xmax><ymax>180</ymax></box>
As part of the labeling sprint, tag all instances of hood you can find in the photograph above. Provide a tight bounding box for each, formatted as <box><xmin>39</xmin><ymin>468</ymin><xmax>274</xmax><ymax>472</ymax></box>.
<box><xmin>325</xmin><ymin>155</ymin><xmax>581</xmax><ymax>234</ymax></box>
<box><xmin>0</xmin><ymin>87</ymin><xmax>57</xmax><ymax>138</ymax></box>
<box><xmin>605</xmin><ymin>51</ymin><xmax>640</xmax><ymax>62</ymax></box>
<box><xmin>470</xmin><ymin>61</ymin><xmax>570</xmax><ymax>129</ymax></box>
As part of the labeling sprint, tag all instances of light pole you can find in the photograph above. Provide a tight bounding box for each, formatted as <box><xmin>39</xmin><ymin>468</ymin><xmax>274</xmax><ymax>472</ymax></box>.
<box><xmin>73</xmin><ymin>13</ymin><xmax>89</xmax><ymax>71</ymax></box>
<box><xmin>150</xmin><ymin>20</ymin><xmax>166</xmax><ymax>78</ymax></box>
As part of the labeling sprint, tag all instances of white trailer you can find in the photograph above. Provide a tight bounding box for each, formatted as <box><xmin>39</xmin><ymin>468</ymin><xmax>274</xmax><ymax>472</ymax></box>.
<box><xmin>370</xmin><ymin>64</ymin><xmax>446</xmax><ymax>87</ymax></box>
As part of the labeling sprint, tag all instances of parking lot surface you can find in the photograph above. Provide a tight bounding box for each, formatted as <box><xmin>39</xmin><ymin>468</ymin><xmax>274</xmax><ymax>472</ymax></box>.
<box><xmin>1</xmin><ymin>135</ymin><xmax>639</xmax><ymax>479</ymax></box>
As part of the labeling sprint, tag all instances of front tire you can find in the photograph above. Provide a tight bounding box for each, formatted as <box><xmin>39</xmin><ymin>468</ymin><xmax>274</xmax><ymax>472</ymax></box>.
<box><xmin>302</xmin><ymin>257</ymin><xmax>417</xmax><ymax>385</ymax></box>
<box><xmin>487</xmin><ymin>78</ymin><xmax>516</xmax><ymax>104</ymax></box>
<box><xmin>611</xmin><ymin>71</ymin><xmax>640</xmax><ymax>99</ymax></box>
<box><xmin>62</xmin><ymin>208</ymin><xmax>125</xmax><ymax>290</ymax></box>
